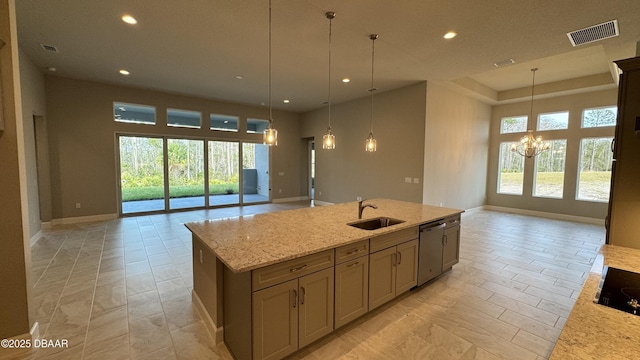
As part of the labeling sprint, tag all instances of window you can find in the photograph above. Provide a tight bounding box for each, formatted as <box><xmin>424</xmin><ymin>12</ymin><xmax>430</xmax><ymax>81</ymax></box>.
<box><xmin>167</xmin><ymin>108</ymin><xmax>201</xmax><ymax>128</ymax></box>
<box><xmin>537</xmin><ymin>111</ymin><xmax>569</xmax><ymax>131</ymax></box>
<box><xmin>533</xmin><ymin>139</ymin><xmax>567</xmax><ymax>198</ymax></box>
<box><xmin>497</xmin><ymin>142</ymin><xmax>524</xmax><ymax>195</ymax></box>
<box><xmin>577</xmin><ymin>137</ymin><xmax>613</xmax><ymax>202</ymax></box>
<box><xmin>114</xmin><ymin>102</ymin><xmax>156</xmax><ymax>125</ymax></box>
<box><xmin>210</xmin><ymin>114</ymin><xmax>239</xmax><ymax>132</ymax></box>
<box><xmin>500</xmin><ymin>116</ymin><xmax>527</xmax><ymax>134</ymax></box>
<box><xmin>582</xmin><ymin>107</ymin><xmax>617</xmax><ymax>128</ymax></box>
<box><xmin>247</xmin><ymin>118</ymin><xmax>269</xmax><ymax>134</ymax></box>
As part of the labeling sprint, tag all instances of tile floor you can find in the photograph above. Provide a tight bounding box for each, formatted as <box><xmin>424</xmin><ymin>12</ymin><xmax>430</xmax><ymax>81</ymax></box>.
<box><xmin>5</xmin><ymin>203</ymin><xmax>605</xmax><ymax>359</ymax></box>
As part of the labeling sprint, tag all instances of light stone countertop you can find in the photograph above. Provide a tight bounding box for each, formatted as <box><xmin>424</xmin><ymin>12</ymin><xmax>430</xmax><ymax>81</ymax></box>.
<box><xmin>185</xmin><ymin>198</ymin><xmax>463</xmax><ymax>273</ymax></box>
<box><xmin>550</xmin><ymin>244</ymin><xmax>640</xmax><ymax>359</ymax></box>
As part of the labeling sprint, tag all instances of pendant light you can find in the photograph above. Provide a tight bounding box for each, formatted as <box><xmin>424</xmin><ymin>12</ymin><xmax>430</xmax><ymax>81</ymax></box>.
<box><xmin>511</xmin><ymin>68</ymin><xmax>550</xmax><ymax>158</ymax></box>
<box><xmin>322</xmin><ymin>11</ymin><xmax>336</xmax><ymax>150</ymax></box>
<box><xmin>365</xmin><ymin>34</ymin><xmax>378</xmax><ymax>152</ymax></box>
<box><xmin>263</xmin><ymin>0</ymin><xmax>278</xmax><ymax>146</ymax></box>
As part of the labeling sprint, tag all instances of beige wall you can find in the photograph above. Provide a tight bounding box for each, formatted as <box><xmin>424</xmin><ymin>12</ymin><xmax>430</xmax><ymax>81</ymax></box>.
<box><xmin>44</xmin><ymin>76</ymin><xmax>304</xmax><ymax>220</ymax></box>
<box><xmin>19</xmin><ymin>49</ymin><xmax>47</xmax><ymax>235</ymax></box>
<box><xmin>423</xmin><ymin>82</ymin><xmax>491</xmax><ymax>210</ymax></box>
<box><xmin>487</xmin><ymin>88</ymin><xmax>617</xmax><ymax>219</ymax></box>
<box><xmin>301</xmin><ymin>83</ymin><xmax>427</xmax><ymax>204</ymax></box>
<box><xmin>0</xmin><ymin>0</ymin><xmax>33</xmax><ymax>339</ymax></box>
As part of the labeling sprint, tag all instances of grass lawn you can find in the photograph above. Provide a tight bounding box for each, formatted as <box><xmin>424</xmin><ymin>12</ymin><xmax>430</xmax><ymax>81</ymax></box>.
<box><xmin>499</xmin><ymin>171</ymin><xmax>610</xmax><ymax>199</ymax></box>
<box><xmin>122</xmin><ymin>184</ymin><xmax>239</xmax><ymax>201</ymax></box>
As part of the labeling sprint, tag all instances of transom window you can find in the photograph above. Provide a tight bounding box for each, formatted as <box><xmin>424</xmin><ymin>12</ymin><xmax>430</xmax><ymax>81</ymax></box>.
<box><xmin>210</xmin><ymin>114</ymin><xmax>239</xmax><ymax>132</ymax></box>
<box><xmin>537</xmin><ymin>111</ymin><xmax>569</xmax><ymax>131</ymax></box>
<box><xmin>114</xmin><ymin>102</ymin><xmax>156</xmax><ymax>125</ymax></box>
<box><xmin>500</xmin><ymin>116</ymin><xmax>527</xmax><ymax>134</ymax></box>
<box><xmin>167</xmin><ymin>108</ymin><xmax>201</xmax><ymax>129</ymax></box>
<box><xmin>582</xmin><ymin>107</ymin><xmax>617</xmax><ymax>128</ymax></box>
<box><xmin>247</xmin><ymin>118</ymin><xmax>269</xmax><ymax>134</ymax></box>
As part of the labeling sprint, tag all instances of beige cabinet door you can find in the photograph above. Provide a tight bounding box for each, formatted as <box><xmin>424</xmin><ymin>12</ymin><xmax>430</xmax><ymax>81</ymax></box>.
<box><xmin>252</xmin><ymin>279</ymin><xmax>298</xmax><ymax>360</ymax></box>
<box><xmin>395</xmin><ymin>239</ymin><xmax>418</xmax><ymax>295</ymax></box>
<box><xmin>369</xmin><ymin>246</ymin><xmax>397</xmax><ymax>311</ymax></box>
<box><xmin>335</xmin><ymin>256</ymin><xmax>369</xmax><ymax>329</ymax></box>
<box><xmin>442</xmin><ymin>225</ymin><xmax>460</xmax><ymax>270</ymax></box>
<box><xmin>298</xmin><ymin>267</ymin><xmax>335</xmax><ymax>348</ymax></box>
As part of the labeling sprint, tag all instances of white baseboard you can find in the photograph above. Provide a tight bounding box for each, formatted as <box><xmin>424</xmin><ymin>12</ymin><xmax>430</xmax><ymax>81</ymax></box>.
<box><xmin>192</xmin><ymin>290</ymin><xmax>223</xmax><ymax>344</ymax></box>
<box><xmin>0</xmin><ymin>322</ymin><xmax>39</xmax><ymax>359</ymax></box>
<box><xmin>30</xmin><ymin>230</ymin><xmax>43</xmax><ymax>247</ymax></box>
<box><xmin>272</xmin><ymin>196</ymin><xmax>310</xmax><ymax>203</ymax></box>
<box><xmin>313</xmin><ymin>200</ymin><xmax>334</xmax><ymax>206</ymax></box>
<box><xmin>50</xmin><ymin>213</ymin><xmax>118</xmax><ymax>226</ymax></box>
<box><xmin>483</xmin><ymin>205</ymin><xmax>604</xmax><ymax>225</ymax></box>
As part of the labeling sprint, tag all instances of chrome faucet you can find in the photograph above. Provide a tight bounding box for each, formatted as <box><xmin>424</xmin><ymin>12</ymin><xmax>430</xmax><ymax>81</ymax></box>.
<box><xmin>358</xmin><ymin>199</ymin><xmax>378</xmax><ymax>219</ymax></box>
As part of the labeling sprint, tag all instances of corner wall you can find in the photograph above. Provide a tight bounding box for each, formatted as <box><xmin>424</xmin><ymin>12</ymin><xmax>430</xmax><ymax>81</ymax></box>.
<box><xmin>19</xmin><ymin>49</ymin><xmax>47</xmax><ymax>237</ymax></box>
<box><xmin>301</xmin><ymin>83</ymin><xmax>427</xmax><ymax>204</ymax></box>
<box><xmin>0</xmin><ymin>0</ymin><xmax>33</xmax><ymax>339</ymax></box>
<box><xmin>423</xmin><ymin>82</ymin><xmax>491</xmax><ymax>210</ymax></box>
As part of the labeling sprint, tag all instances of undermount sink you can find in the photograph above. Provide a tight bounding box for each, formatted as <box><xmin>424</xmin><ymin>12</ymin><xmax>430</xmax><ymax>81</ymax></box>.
<box><xmin>348</xmin><ymin>217</ymin><xmax>405</xmax><ymax>230</ymax></box>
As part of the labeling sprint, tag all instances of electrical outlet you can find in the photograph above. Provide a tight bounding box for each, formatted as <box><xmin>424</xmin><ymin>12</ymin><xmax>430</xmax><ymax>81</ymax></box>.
<box><xmin>278</xmin><ymin>172</ymin><xmax>284</xmax><ymax>176</ymax></box>
<box><xmin>318</xmin><ymin>191</ymin><xmax>322</xmax><ymax>196</ymax></box>
<box><xmin>199</xmin><ymin>249</ymin><xmax>203</xmax><ymax>264</ymax></box>
<box><xmin>279</xmin><ymin>189</ymin><xmax>282</xmax><ymax>193</ymax></box>
<box><xmin>356</xmin><ymin>196</ymin><xmax>362</xmax><ymax>201</ymax></box>
<box><xmin>413</xmin><ymin>178</ymin><xmax>419</xmax><ymax>184</ymax></box>
<box><xmin>75</xmin><ymin>203</ymin><xmax>81</xmax><ymax>209</ymax></box>
<box><xmin>405</xmin><ymin>177</ymin><xmax>412</xmax><ymax>183</ymax></box>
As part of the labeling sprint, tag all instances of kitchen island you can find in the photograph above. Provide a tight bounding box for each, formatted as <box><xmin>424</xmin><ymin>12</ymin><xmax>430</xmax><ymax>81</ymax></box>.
<box><xmin>550</xmin><ymin>244</ymin><xmax>640</xmax><ymax>359</ymax></box>
<box><xmin>186</xmin><ymin>199</ymin><xmax>463</xmax><ymax>360</ymax></box>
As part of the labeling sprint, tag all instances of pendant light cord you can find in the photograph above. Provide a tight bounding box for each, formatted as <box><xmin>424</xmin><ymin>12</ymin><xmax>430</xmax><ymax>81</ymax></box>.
<box><xmin>529</xmin><ymin>68</ymin><xmax>537</xmax><ymax>123</ymax></box>
<box><xmin>268</xmin><ymin>0</ymin><xmax>273</xmax><ymax>125</ymax></box>
<box><xmin>369</xmin><ymin>34</ymin><xmax>377</xmax><ymax>133</ymax></box>
<box><xmin>328</xmin><ymin>14</ymin><xmax>333</xmax><ymax>129</ymax></box>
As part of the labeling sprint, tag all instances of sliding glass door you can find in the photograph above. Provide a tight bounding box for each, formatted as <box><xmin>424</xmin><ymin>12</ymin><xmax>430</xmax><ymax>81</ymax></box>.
<box><xmin>118</xmin><ymin>136</ymin><xmax>269</xmax><ymax>214</ymax></box>
<box><xmin>119</xmin><ymin>136</ymin><xmax>165</xmax><ymax>214</ymax></box>
<box><xmin>242</xmin><ymin>143</ymin><xmax>270</xmax><ymax>204</ymax></box>
<box><xmin>208</xmin><ymin>141</ymin><xmax>240</xmax><ymax>206</ymax></box>
<box><xmin>168</xmin><ymin>139</ymin><xmax>205</xmax><ymax>209</ymax></box>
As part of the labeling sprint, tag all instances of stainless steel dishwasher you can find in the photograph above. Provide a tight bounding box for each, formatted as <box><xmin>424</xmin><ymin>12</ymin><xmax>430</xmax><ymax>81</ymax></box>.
<box><xmin>417</xmin><ymin>220</ymin><xmax>446</xmax><ymax>286</ymax></box>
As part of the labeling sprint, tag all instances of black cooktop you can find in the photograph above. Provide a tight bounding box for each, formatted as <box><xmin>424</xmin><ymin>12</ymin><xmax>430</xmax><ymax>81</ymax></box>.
<box><xmin>596</xmin><ymin>266</ymin><xmax>640</xmax><ymax>316</ymax></box>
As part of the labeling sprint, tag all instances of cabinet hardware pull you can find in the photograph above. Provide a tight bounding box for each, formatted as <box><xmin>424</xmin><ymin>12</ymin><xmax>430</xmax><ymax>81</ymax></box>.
<box><xmin>300</xmin><ymin>286</ymin><xmax>305</xmax><ymax>305</ymax></box>
<box><xmin>347</xmin><ymin>261</ymin><xmax>360</xmax><ymax>268</ymax></box>
<box><xmin>293</xmin><ymin>289</ymin><xmax>297</xmax><ymax>308</ymax></box>
<box><xmin>290</xmin><ymin>264</ymin><xmax>307</xmax><ymax>273</ymax></box>
<box><xmin>443</xmin><ymin>234</ymin><xmax>448</xmax><ymax>246</ymax></box>
<box><xmin>611</xmin><ymin>138</ymin><xmax>615</xmax><ymax>153</ymax></box>
<box><xmin>397</xmin><ymin>251</ymin><xmax>402</xmax><ymax>265</ymax></box>
<box><xmin>346</xmin><ymin>248</ymin><xmax>360</xmax><ymax>255</ymax></box>
<box><xmin>422</xmin><ymin>223</ymin><xmax>446</xmax><ymax>232</ymax></box>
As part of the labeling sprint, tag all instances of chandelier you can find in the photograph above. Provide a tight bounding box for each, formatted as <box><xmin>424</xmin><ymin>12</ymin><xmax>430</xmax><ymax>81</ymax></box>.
<box><xmin>511</xmin><ymin>68</ymin><xmax>550</xmax><ymax>158</ymax></box>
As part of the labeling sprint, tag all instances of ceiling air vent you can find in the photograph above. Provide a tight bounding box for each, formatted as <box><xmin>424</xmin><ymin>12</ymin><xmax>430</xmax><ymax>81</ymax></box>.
<box><xmin>40</xmin><ymin>43</ymin><xmax>58</xmax><ymax>52</ymax></box>
<box><xmin>567</xmin><ymin>20</ymin><xmax>619</xmax><ymax>47</ymax></box>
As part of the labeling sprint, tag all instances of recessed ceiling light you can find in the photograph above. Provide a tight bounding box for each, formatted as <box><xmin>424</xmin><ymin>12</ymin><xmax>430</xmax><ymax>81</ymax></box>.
<box><xmin>283</xmin><ymin>99</ymin><xmax>290</xmax><ymax>104</ymax></box>
<box><xmin>46</xmin><ymin>66</ymin><xmax>57</xmax><ymax>72</ymax></box>
<box><xmin>443</xmin><ymin>31</ymin><xmax>457</xmax><ymax>39</ymax></box>
<box><xmin>121</xmin><ymin>14</ymin><xmax>137</xmax><ymax>25</ymax></box>
<box><xmin>342</xmin><ymin>78</ymin><xmax>351</xmax><ymax>83</ymax></box>
<box><xmin>235</xmin><ymin>75</ymin><xmax>243</xmax><ymax>80</ymax></box>
<box><xmin>119</xmin><ymin>69</ymin><xmax>130</xmax><ymax>75</ymax></box>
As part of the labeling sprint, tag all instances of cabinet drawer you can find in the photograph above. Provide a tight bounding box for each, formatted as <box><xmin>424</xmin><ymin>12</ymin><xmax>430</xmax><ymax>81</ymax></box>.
<box><xmin>370</xmin><ymin>227</ymin><xmax>419</xmax><ymax>253</ymax></box>
<box><xmin>252</xmin><ymin>249</ymin><xmax>334</xmax><ymax>291</ymax></box>
<box><xmin>335</xmin><ymin>240</ymin><xmax>369</xmax><ymax>264</ymax></box>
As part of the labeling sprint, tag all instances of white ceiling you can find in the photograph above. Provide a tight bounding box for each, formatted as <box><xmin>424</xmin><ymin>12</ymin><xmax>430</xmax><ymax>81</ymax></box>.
<box><xmin>16</xmin><ymin>0</ymin><xmax>640</xmax><ymax>112</ymax></box>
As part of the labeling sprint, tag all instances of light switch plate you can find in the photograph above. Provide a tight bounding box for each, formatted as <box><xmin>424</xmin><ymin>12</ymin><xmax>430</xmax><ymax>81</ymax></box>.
<box><xmin>405</xmin><ymin>177</ymin><xmax>412</xmax><ymax>183</ymax></box>
<box><xmin>413</xmin><ymin>178</ymin><xmax>419</xmax><ymax>184</ymax></box>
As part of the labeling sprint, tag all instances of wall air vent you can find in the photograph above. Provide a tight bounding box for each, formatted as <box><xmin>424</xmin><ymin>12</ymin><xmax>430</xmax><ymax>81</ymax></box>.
<box><xmin>40</xmin><ymin>43</ymin><xmax>58</xmax><ymax>52</ymax></box>
<box><xmin>567</xmin><ymin>20</ymin><xmax>619</xmax><ymax>47</ymax></box>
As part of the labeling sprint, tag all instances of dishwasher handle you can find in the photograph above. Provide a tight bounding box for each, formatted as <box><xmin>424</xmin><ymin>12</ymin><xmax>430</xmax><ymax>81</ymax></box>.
<box><xmin>420</xmin><ymin>223</ymin><xmax>446</xmax><ymax>232</ymax></box>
